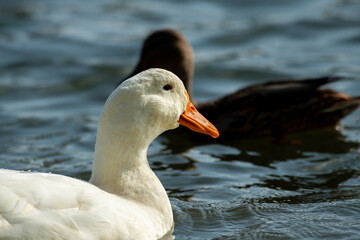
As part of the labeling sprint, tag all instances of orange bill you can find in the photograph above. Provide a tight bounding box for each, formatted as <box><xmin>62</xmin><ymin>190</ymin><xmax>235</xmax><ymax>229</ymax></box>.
<box><xmin>178</xmin><ymin>91</ymin><xmax>219</xmax><ymax>138</ymax></box>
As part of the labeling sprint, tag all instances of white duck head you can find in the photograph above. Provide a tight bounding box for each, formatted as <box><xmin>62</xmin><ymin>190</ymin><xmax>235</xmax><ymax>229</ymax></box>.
<box><xmin>100</xmin><ymin>68</ymin><xmax>217</xmax><ymax>145</ymax></box>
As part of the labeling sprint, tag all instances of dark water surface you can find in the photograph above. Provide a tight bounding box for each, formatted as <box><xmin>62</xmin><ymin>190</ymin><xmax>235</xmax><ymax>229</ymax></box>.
<box><xmin>1</xmin><ymin>0</ymin><xmax>360</xmax><ymax>239</ymax></box>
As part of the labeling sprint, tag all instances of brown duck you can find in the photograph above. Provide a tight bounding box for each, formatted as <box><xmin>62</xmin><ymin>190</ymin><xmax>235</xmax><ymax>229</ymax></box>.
<box><xmin>124</xmin><ymin>29</ymin><xmax>360</xmax><ymax>140</ymax></box>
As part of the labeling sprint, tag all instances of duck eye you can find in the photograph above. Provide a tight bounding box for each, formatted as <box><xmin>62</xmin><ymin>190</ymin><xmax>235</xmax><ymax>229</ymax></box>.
<box><xmin>163</xmin><ymin>84</ymin><xmax>173</xmax><ymax>91</ymax></box>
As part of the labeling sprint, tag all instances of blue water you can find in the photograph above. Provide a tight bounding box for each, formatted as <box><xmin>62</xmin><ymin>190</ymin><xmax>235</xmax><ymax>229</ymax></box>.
<box><xmin>1</xmin><ymin>0</ymin><xmax>360</xmax><ymax>239</ymax></box>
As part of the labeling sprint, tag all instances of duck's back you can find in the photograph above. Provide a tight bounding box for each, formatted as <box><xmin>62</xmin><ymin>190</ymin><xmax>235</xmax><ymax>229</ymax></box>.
<box><xmin>0</xmin><ymin>169</ymin><xmax>165</xmax><ymax>240</ymax></box>
<box><xmin>198</xmin><ymin>77</ymin><xmax>360</xmax><ymax>138</ymax></box>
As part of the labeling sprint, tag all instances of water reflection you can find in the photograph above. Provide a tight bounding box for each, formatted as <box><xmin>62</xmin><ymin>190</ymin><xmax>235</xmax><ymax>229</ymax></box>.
<box><xmin>163</xmin><ymin>127</ymin><xmax>359</xmax><ymax>165</ymax></box>
<box><xmin>158</xmin><ymin>128</ymin><xmax>360</xmax><ymax>207</ymax></box>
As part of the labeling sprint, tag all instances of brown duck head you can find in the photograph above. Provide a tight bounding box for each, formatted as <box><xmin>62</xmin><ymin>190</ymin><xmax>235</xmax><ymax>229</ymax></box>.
<box><xmin>123</xmin><ymin>29</ymin><xmax>194</xmax><ymax>98</ymax></box>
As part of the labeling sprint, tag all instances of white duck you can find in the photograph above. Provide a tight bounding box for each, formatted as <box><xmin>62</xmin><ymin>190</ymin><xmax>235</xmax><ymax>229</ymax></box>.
<box><xmin>0</xmin><ymin>68</ymin><xmax>219</xmax><ymax>240</ymax></box>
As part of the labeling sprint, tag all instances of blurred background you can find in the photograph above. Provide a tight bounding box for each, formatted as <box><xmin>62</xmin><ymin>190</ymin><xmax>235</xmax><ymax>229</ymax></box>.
<box><xmin>0</xmin><ymin>0</ymin><xmax>360</xmax><ymax>239</ymax></box>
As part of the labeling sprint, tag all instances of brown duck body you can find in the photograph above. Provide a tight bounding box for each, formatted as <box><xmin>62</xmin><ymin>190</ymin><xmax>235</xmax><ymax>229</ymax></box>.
<box><xmin>125</xmin><ymin>29</ymin><xmax>360</xmax><ymax>139</ymax></box>
<box><xmin>198</xmin><ymin>77</ymin><xmax>359</xmax><ymax>138</ymax></box>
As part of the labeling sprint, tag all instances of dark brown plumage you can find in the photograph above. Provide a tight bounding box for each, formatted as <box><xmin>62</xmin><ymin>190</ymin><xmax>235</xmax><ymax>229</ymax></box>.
<box><xmin>125</xmin><ymin>29</ymin><xmax>360</xmax><ymax>140</ymax></box>
<box><xmin>125</xmin><ymin>29</ymin><xmax>194</xmax><ymax>98</ymax></box>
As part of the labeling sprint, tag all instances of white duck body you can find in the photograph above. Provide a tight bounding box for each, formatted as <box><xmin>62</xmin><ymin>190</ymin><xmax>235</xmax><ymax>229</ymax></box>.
<box><xmin>0</xmin><ymin>68</ymin><xmax>219</xmax><ymax>240</ymax></box>
<box><xmin>0</xmin><ymin>169</ymin><xmax>163</xmax><ymax>239</ymax></box>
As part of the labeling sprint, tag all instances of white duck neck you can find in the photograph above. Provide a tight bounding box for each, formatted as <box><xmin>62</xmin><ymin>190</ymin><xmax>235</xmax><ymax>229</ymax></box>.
<box><xmin>89</xmin><ymin>116</ymin><xmax>171</xmax><ymax>215</ymax></box>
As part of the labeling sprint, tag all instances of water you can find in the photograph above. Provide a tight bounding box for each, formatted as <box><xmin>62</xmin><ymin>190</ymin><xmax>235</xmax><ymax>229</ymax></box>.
<box><xmin>1</xmin><ymin>0</ymin><xmax>360</xmax><ymax>239</ymax></box>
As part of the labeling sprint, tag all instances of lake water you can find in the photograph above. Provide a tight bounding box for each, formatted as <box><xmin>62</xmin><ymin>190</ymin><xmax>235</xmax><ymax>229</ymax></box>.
<box><xmin>1</xmin><ymin>0</ymin><xmax>360</xmax><ymax>239</ymax></box>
